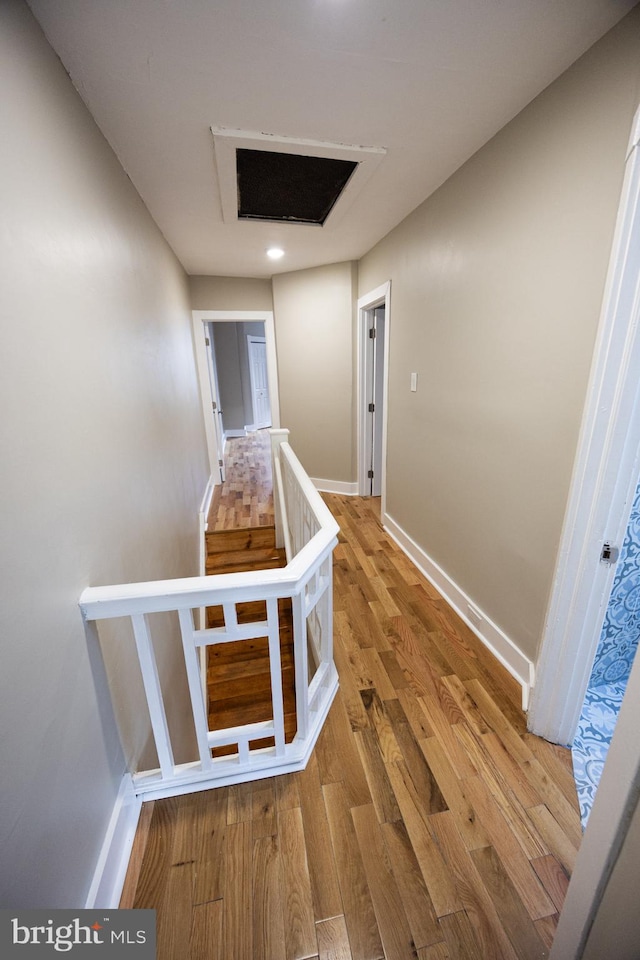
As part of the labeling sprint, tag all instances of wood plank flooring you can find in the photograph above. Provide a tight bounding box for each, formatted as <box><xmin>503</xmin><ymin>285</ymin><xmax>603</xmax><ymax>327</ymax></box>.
<box><xmin>207</xmin><ymin>430</ymin><xmax>274</xmax><ymax>530</ymax></box>
<box><xmin>204</xmin><ymin>434</ymin><xmax>294</xmax><ymax>749</ymax></box>
<box><xmin>123</xmin><ymin>442</ymin><xmax>581</xmax><ymax>958</ymax></box>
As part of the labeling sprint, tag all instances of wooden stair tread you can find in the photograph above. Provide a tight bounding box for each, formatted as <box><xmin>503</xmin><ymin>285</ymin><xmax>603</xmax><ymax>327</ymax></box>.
<box><xmin>209</xmin><ymin>680</ymin><xmax>296</xmax><ymax>722</ymax></box>
<box><xmin>204</xmin><ymin>515</ymin><xmax>296</xmax><ymax>754</ymax></box>
<box><xmin>206</xmin><ymin>548</ymin><xmax>286</xmax><ymax>575</ymax></box>
<box><xmin>207</xmin><ymin>642</ymin><xmax>294</xmax><ymax>683</ymax></box>
<box><xmin>208</xmin><ymin>638</ymin><xmax>293</xmax><ymax>669</ymax></box>
<box><xmin>205</xmin><ymin>525</ymin><xmax>276</xmax><ymax>553</ymax></box>
<box><xmin>207</xmin><ymin>598</ymin><xmax>292</xmax><ymax>630</ymax></box>
<box><xmin>207</xmin><ymin>637</ymin><xmax>295</xmax><ymax>717</ymax></box>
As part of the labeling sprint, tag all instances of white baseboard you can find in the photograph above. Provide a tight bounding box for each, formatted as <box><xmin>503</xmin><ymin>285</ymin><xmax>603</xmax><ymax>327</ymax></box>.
<box><xmin>383</xmin><ymin>511</ymin><xmax>534</xmax><ymax>711</ymax></box>
<box><xmin>224</xmin><ymin>429</ymin><xmax>246</xmax><ymax>439</ymax></box>
<box><xmin>85</xmin><ymin>774</ymin><xmax>143</xmax><ymax>909</ymax></box>
<box><xmin>199</xmin><ymin>474</ymin><xmax>215</xmax><ymax>530</ymax></box>
<box><xmin>311</xmin><ymin>478</ymin><xmax>359</xmax><ymax>495</ymax></box>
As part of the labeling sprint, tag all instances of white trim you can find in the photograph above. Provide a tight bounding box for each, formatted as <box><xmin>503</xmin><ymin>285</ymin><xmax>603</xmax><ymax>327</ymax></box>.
<box><xmin>85</xmin><ymin>774</ymin><xmax>142</xmax><ymax>909</ymax></box>
<box><xmin>383</xmin><ymin>511</ymin><xmax>534</xmax><ymax>709</ymax></box>
<box><xmin>529</xmin><ymin>106</ymin><xmax>640</xmax><ymax>745</ymax></box>
<box><xmin>356</xmin><ymin>282</ymin><xmax>391</xmax><ymax>510</ymax></box>
<box><xmin>191</xmin><ymin>316</ymin><xmax>224</xmax><ymax>486</ymax></box>
<box><xmin>198</xmin><ymin>475</ymin><xmax>214</xmax><ymax>535</ymax></box>
<box><xmin>311</xmin><ymin>477</ymin><xmax>359</xmax><ymax>496</ymax></box>
<box><xmin>224</xmin><ymin>429</ymin><xmax>246</xmax><ymax>439</ymax></box>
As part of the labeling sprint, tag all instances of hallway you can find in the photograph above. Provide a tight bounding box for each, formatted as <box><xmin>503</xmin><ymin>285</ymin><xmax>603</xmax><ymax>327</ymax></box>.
<box><xmin>121</xmin><ymin>480</ymin><xmax>581</xmax><ymax>959</ymax></box>
<box><xmin>207</xmin><ymin>430</ymin><xmax>275</xmax><ymax>531</ymax></box>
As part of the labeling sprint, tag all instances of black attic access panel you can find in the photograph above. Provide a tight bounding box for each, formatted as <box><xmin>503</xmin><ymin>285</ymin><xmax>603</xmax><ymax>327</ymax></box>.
<box><xmin>236</xmin><ymin>149</ymin><xmax>358</xmax><ymax>225</ymax></box>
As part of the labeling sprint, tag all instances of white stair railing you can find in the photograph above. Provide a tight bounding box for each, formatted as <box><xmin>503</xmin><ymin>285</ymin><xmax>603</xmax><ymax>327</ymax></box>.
<box><xmin>79</xmin><ymin>433</ymin><xmax>339</xmax><ymax>801</ymax></box>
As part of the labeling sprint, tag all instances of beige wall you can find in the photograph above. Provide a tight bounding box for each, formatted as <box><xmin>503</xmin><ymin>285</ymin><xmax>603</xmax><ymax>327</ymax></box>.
<box><xmin>358</xmin><ymin>7</ymin><xmax>640</xmax><ymax>663</ymax></box>
<box><xmin>189</xmin><ymin>275</ymin><xmax>273</xmax><ymax>312</ymax></box>
<box><xmin>0</xmin><ymin>0</ymin><xmax>209</xmax><ymax>907</ymax></box>
<box><xmin>272</xmin><ymin>262</ymin><xmax>357</xmax><ymax>482</ymax></box>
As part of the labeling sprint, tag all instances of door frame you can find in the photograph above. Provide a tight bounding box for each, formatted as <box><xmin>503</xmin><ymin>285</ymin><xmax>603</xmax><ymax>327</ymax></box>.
<box><xmin>529</xmin><ymin>107</ymin><xmax>640</xmax><ymax>746</ymax></box>
<box><xmin>357</xmin><ymin>281</ymin><xmax>391</xmax><ymax>507</ymax></box>
<box><xmin>204</xmin><ymin>322</ymin><xmax>226</xmax><ymax>480</ymax></box>
<box><xmin>192</xmin><ymin>310</ymin><xmax>280</xmax><ymax>484</ymax></box>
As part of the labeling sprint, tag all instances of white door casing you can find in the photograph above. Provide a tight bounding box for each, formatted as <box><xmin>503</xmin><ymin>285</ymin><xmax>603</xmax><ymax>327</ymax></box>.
<box><xmin>192</xmin><ymin>315</ymin><xmax>225</xmax><ymax>485</ymax></box>
<box><xmin>205</xmin><ymin>324</ymin><xmax>226</xmax><ymax>481</ymax></box>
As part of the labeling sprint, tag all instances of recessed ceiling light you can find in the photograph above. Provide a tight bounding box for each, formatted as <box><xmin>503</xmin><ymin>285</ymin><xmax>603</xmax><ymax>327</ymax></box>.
<box><xmin>267</xmin><ymin>247</ymin><xmax>285</xmax><ymax>260</ymax></box>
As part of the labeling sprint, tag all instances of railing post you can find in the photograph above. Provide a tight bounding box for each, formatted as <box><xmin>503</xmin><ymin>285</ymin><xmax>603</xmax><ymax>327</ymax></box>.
<box><xmin>270</xmin><ymin>428</ymin><xmax>290</xmax><ymax>550</ymax></box>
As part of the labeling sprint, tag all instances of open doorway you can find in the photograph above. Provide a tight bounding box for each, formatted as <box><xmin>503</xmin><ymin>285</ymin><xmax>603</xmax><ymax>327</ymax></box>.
<box><xmin>208</xmin><ymin>322</ymin><xmax>271</xmax><ymax>438</ymax></box>
<box><xmin>357</xmin><ymin>281</ymin><xmax>390</xmax><ymax>502</ymax></box>
<box><xmin>192</xmin><ymin>310</ymin><xmax>280</xmax><ymax>486</ymax></box>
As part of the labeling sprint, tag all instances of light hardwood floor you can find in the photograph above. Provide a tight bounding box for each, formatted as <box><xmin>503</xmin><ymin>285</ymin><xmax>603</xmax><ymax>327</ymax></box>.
<box><xmin>207</xmin><ymin>430</ymin><xmax>274</xmax><ymax>530</ymax></box>
<box><xmin>122</xmin><ymin>441</ymin><xmax>581</xmax><ymax>959</ymax></box>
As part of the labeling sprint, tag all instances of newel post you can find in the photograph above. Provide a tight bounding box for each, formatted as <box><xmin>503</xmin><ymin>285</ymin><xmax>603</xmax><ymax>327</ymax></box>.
<box><xmin>270</xmin><ymin>428</ymin><xmax>290</xmax><ymax>550</ymax></box>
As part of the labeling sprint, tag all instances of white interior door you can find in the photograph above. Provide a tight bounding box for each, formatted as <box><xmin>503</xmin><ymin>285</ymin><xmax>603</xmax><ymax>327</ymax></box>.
<box><xmin>363</xmin><ymin>306</ymin><xmax>386</xmax><ymax>496</ymax></box>
<box><xmin>247</xmin><ymin>336</ymin><xmax>271</xmax><ymax>429</ymax></box>
<box><xmin>530</xmin><ymin>106</ymin><xmax>640</xmax><ymax>746</ymax></box>
<box><xmin>357</xmin><ymin>281</ymin><xmax>390</xmax><ymax>503</ymax></box>
<box><xmin>371</xmin><ymin>307</ymin><xmax>385</xmax><ymax>496</ymax></box>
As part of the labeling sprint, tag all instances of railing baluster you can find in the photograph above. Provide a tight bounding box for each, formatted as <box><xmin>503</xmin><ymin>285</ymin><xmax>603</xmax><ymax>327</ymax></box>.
<box><xmin>266</xmin><ymin>597</ymin><xmax>286</xmax><ymax>756</ymax></box>
<box><xmin>270</xmin><ymin>428</ymin><xmax>290</xmax><ymax>551</ymax></box>
<box><xmin>321</xmin><ymin>555</ymin><xmax>334</xmax><ymax>664</ymax></box>
<box><xmin>222</xmin><ymin>601</ymin><xmax>238</xmax><ymax>631</ymax></box>
<box><xmin>273</xmin><ymin>456</ymin><xmax>293</xmax><ymax>562</ymax></box>
<box><xmin>292</xmin><ymin>592</ymin><xmax>309</xmax><ymax>739</ymax></box>
<box><xmin>178</xmin><ymin>608</ymin><xmax>213</xmax><ymax>772</ymax></box>
<box><xmin>131</xmin><ymin>613</ymin><xmax>175</xmax><ymax>779</ymax></box>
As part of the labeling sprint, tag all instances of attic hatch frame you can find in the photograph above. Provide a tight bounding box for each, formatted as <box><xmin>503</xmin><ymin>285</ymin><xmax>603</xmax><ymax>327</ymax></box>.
<box><xmin>212</xmin><ymin>127</ymin><xmax>386</xmax><ymax>229</ymax></box>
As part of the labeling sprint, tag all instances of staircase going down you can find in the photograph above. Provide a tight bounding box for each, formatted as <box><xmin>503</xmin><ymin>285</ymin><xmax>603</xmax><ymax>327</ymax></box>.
<box><xmin>205</xmin><ymin>525</ymin><xmax>297</xmax><ymax>755</ymax></box>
